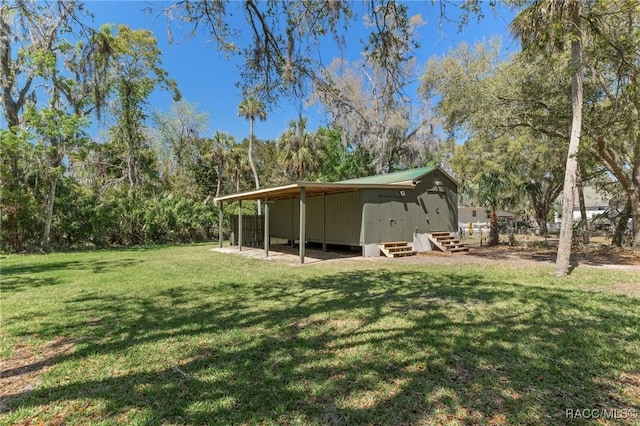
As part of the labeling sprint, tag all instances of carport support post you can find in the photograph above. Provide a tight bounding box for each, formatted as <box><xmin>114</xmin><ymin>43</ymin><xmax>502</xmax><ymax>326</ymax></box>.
<box><xmin>238</xmin><ymin>200</ymin><xmax>243</xmax><ymax>252</ymax></box>
<box><xmin>218</xmin><ymin>201</ymin><xmax>223</xmax><ymax>248</ymax></box>
<box><xmin>299</xmin><ymin>187</ymin><xmax>306</xmax><ymax>264</ymax></box>
<box><xmin>264</xmin><ymin>196</ymin><xmax>269</xmax><ymax>257</ymax></box>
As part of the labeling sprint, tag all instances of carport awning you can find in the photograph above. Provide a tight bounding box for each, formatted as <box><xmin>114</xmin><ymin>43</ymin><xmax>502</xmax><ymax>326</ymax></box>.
<box><xmin>213</xmin><ymin>181</ymin><xmax>416</xmax><ymax>203</ymax></box>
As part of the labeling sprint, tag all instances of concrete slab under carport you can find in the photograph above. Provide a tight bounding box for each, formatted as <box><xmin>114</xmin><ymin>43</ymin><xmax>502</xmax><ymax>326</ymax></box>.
<box><xmin>210</xmin><ymin>244</ymin><xmax>361</xmax><ymax>265</ymax></box>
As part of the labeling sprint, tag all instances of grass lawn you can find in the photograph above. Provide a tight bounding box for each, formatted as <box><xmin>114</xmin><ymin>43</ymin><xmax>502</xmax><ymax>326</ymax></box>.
<box><xmin>1</xmin><ymin>244</ymin><xmax>639</xmax><ymax>425</ymax></box>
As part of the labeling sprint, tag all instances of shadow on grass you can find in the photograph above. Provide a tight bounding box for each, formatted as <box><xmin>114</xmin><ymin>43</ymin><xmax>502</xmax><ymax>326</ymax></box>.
<box><xmin>1</xmin><ymin>276</ymin><xmax>61</xmax><ymax>293</ymax></box>
<box><xmin>1</xmin><ymin>259</ymin><xmax>142</xmax><ymax>292</ymax></box>
<box><xmin>2</xmin><ymin>268</ymin><xmax>640</xmax><ymax>424</ymax></box>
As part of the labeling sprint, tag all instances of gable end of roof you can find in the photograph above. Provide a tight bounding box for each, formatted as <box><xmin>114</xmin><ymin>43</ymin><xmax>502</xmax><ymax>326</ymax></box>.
<box><xmin>337</xmin><ymin>165</ymin><xmax>457</xmax><ymax>186</ymax></box>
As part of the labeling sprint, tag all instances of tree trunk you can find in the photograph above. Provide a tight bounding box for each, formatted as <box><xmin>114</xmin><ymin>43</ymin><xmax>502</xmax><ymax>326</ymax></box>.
<box><xmin>536</xmin><ymin>209</ymin><xmax>548</xmax><ymax>238</ymax></box>
<box><xmin>1</xmin><ymin>112</ymin><xmax>23</xmax><ymax>252</ymax></box>
<box><xmin>127</xmin><ymin>144</ymin><xmax>136</xmax><ymax>188</ymax></box>
<box><xmin>530</xmin><ymin>195</ymin><xmax>549</xmax><ymax>237</ymax></box>
<box><xmin>594</xmin><ymin>118</ymin><xmax>640</xmax><ymax>250</ymax></box>
<box><xmin>611</xmin><ymin>198</ymin><xmax>631</xmax><ymax>248</ymax></box>
<box><xmin>41</xmin><ymin>177</ymin><xmax>57</xmax><ymax>248</ymax></box>
<box><xmin>527</xmin><ymin>182</ymin><xmax>562</xmax><ymax>237</ymax></box>
<box><xmin>216</xmin><ymin>163</ymin><xmax>223</xmax><ymax>198</ymax></box>
<box><xmin>2</xmin><ymin>129</ymin><xmax>23</xmax><ymax>253</ymax></box>
<box><xmin>247</xmin><ymin>117</ymin><xmax>262</xmax><ymax>215</ymax></box>
<box><xmin>630</xmin><ymin>189</ymin><xmax>640</xmax><ymax>249</ymax></box>
<box><xmin>555</xmin><ymin>1</ymin><xmax>583</xmax><ymax>277</ymax></box>
<box><xmin>489</xmin><ymin>209</ymin><xmax>500</xmax><ymax>246</ymax></box>
<box><xmin>2</xmin><ymin>146</ymin><xmax>22</xmax><ymax>252</ymax></box>
<box><xmin>576</xmin><ymin>170</ymin><xmax>589</xmax><ymax>244</ymax></box>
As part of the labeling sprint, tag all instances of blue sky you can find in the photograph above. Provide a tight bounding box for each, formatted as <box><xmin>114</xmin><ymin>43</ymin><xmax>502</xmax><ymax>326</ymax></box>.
<box><xmin>83</xmin><ymin>1</ymin><xmax>517</xmax><ymax>142</ymax></box>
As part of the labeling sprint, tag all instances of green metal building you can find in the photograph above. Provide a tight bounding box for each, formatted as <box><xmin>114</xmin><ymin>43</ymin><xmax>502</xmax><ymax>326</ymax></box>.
<box><xmin>214</xmin><ymin>165</ymin><xmax>458</xmax><ymax>262</ymax></box>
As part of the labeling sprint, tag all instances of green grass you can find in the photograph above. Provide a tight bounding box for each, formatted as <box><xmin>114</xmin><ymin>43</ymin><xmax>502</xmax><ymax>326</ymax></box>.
<box><xmin>1</xmin><ymin>244</ymin><xmax>639</xmax><ymax>425</ymax></box>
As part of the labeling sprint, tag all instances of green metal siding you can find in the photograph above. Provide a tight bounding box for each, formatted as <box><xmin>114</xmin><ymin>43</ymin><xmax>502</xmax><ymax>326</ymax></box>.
<box><xmin>362</xmin><ymin>189</ymin><xmax>410</xmax><ymax>243</ymax></box>
<box><xmin>306</xmin><ymin>195</ymin><xmax>324</xmax><ymax>241</ymax></box>
<box><xmin>269</xmin><ymin>198</ymin><xmax>293</xmax><ymax>240</ymax></box>
<box><xmin>270</xmin><ymin>191</ymin><xmax>363</xmax><ymax>246</ymax></box>
<box><xmin>362</xmin><ymin>171</ymin><xmax>458</xmax><ymax>243</ymax></box>
<box><xmin>324</xmin><ymin>191</ymin><xmax>363</xmax><ymax>245</ymax></box>
<box><xmin>412</xmin><ymin>171</ymin><xmax>458</xmax><ymax>233</ymax></box>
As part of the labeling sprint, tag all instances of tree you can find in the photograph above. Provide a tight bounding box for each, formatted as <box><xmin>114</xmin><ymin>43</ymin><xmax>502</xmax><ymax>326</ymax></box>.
<box><xmin>1</xmin><ymin>2</ymin><xmax>194</xmax><ymax>251</ymax></box>
<box><xmin>109</xmin><ymin>76</ymin><xmax>157</xmax><ymax>189</ymax></box>
<box><xmin>237</xmin><ymin>96</ymin><xmax>266</xmax><ymax>214</ymax></box>
<box><xmin>582</xmin><ymin>0</ymin><xmax>640</xmax><ymax>249</ymax></box>
<box><xmin>163</xmin><ymin>0</ymin><xmax>464</xmax><ymax>180</ymax></box>
<box><xmin>311</xmin><ymin>5</ymin><xmax>432</xmax><ymax>174</ymax></box>
<box><xmin>278</xmin><ymin>115</ymin><xmax>319</xmax><ymax>181</ymax></box>
<box><xmin>0</xmin><ymin>1</ymin><xmax>106</xmax><ymax>129</ymax></box>
<box><xmin>452</xmin><ymin>132</ymin><xmax>564</xmax><ymax>236</ymax></box>
<box><xmin>421</xmin><ymin>40</ymin><xmax>568</xmax><ymax>236</ymax></box>
<box><xmin>3</xmin><ymin>14</ymin><xmax>120</xmax><ymax>248</ymax></box>
<box><xmin>311</xmin><ymin>125</ymin><xmax>375</xmax><ymax>182</ymax></box>
<box><xmin>107</xmin><ymin>24</ymin><xmax>180</xmax><ymax>189</ymax></box>
<box><xmin>314</xmin><ymin>57</ymin><xmax>435</xmax><ymax>174</ymax></box>
<box><xmin>0</xmin><ymin>0</ymin><xmax>107</xmax><ymax>250</ymax></box>
<box><xmin>225</xmin><ymin>143</ymin><xmax>252</xmax><ymax>194</ymax></box>
<box><xmin>253</xmin><ymin>136</ymin><xmax>282</xmax><ymax>188</ymax></box>
<box><xmin>468</xmin><ymin>169</ymin><xmax>518</xmax><ymax>246</ymax></box>
<box><xmin>0</xmin><ymin>127</ymin><xmax>39</xmax><ymax>251</ymax></box>
<box><xmin>164</xmin><ymin>1</ymin><xmax>434</xmax><ymax>174</ymax></box>
<box><xmin>208</xmin><ymin>131</ymin><xmax>236</xmax><ymax>198</ymax></box>
<box><xmin>24</xmin><ymin>106</ymin><xmax>88</xmax><ymax>246</ymax></box>
<box><xmin>152</xmin><ymin>101</ymin><xmax>208</xmax><ymax>192</ymax></box>
<box><xmin>161</xmin><ymin>0</ymin><xmax>352</xmax><ymax>104</ymax></box>
<box><xmin>510</xmin><ymin>0</ymin><xmax>586</xmax><ymax>276</ymax></box>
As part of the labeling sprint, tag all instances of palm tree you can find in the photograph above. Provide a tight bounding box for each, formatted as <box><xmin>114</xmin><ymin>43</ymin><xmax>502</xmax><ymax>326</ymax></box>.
<box><xmin>225</xmin><ymin>144</ymin><xmax>252</xmax><ymax>194</ymax></box>
<box><xmin>209</xmin><ymin>131</ymin><xmax>236</xmax><ymax>198</ymax></box>
<box><xmin>471</xmin><ymin>170</ymin><xmax>516</xmax><ymax>247</ymax></box>
<box><xmin>278</xmin><ymin>115</ymin><xmax>319</xmax><ymax>181</ymax></box>
<box><xmin>238</xmin><ymin>96</ymin><xmax>267</xmax><ymax>215</ymax></box>
<box><xmin>510</xmin><ymin>0</ymin><xmax>586</xmax><ymax>276</ymax></box>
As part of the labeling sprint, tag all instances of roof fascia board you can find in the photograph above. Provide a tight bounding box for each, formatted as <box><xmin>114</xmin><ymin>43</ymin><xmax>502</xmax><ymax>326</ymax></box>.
<box><xmin>214</xmin><ymin>183</ymin><xmax>300</xmax><ymax>203</ymax></box>
<box><xmin>413</xmin><ymin>166</ymin><xmax>459</xmax><ymax>187</ymax></box>
<box><xmin>214</xmin><ymin>181</ymin><xmax>416</xmax><ymax>203</ymax></box>
<box><xmin>434</xmin><ymin>167</ymin><xmax>459</xmax><ymax>187</ymax></box>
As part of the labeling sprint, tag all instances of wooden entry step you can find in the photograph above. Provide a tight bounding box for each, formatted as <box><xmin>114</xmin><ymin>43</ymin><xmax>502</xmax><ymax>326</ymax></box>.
<box><xmin>379</xmin><ymin>241</ymin><xmax>416</xmax><ymax>258</ymax></box>
<box><xmin>427</xmin><ymin>232</ymin><xmax>469</xmax><ymax>253</ymax></box>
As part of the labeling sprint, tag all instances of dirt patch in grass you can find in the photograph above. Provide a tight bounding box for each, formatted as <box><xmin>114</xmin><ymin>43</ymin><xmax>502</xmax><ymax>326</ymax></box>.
<box><xmin>0</xmin><ymin>336</ymin><xmax>75</xmax><ymax>412</ymax></box>
<box><xmin>469</xmin><ymin>244</ymin><xmax>640</xmax><ymax>267</ymax></box>
<box><xmin>575</xmin><ymin>244</ymin><xmax>640</xmax><ymax>266</ymax></box>
<box><xmin>407</xmin><ymin>244</ymin><xmax>640</xmax><ymax>272</ymax></box>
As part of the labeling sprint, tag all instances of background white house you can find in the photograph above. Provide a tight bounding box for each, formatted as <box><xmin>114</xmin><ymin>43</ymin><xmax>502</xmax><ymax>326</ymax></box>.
<box><xmin>571</xmin><ymin>186</ymin><xmax>610</xmax><ymax>221</ymax></box>
<box><xmin>458</xmin><ymin>203</ymin><xmax>517</xmax><ymax>231</ymax></box>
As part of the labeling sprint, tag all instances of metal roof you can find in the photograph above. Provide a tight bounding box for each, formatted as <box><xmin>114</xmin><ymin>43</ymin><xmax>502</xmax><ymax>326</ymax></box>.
<box><xmin>337</xmin><ymin>165</ymin><xmax>439</xmax><ymax>185</ymax></box>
